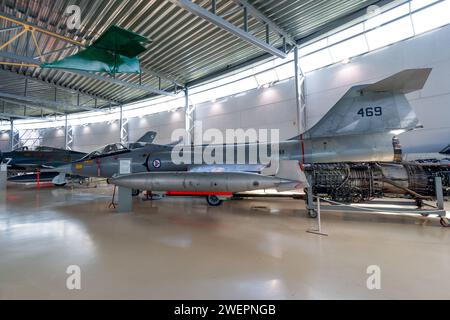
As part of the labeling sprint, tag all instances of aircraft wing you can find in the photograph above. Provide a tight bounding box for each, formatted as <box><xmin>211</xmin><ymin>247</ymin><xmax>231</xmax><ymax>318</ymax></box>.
<box><xmin>93</xmin><ymin>25</ymin><xmax>151</xmax><ymax>58</ymax></box>
<box><xmin>41</xmin><ymin>25</ymin><xmax>151</xmax><ymax>74</ymax></box>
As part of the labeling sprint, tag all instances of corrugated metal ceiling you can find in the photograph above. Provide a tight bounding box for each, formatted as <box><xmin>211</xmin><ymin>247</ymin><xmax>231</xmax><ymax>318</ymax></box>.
<box><xmin>0</xmin><ymin>0</ymin><xmax>381</xmax><ymax>118</ymax></box>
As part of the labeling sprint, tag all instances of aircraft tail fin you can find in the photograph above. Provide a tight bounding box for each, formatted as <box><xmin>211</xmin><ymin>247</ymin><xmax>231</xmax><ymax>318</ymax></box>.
<box><xmin>292</xmin><ymin>68</ymin><xmax>431</xmax><ymax>140</ymax></box>
<box><xmin>136</xmin><ymin>131</ymin><xmax>157</xmax><ymax>144</ymax></box>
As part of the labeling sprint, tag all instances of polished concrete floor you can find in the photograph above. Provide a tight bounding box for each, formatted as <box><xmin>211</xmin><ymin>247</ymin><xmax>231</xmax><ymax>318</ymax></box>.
<box><xmin>0</xmin><ymin>183</ymin><xmax>449</xmax><ymax>300</ymax></box>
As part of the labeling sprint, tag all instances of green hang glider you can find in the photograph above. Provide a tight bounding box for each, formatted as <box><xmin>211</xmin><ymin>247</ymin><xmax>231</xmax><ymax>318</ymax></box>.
<box><xmin>41</xmin><ymin>25</ymin><xmax>151</xmax><ymax>74</ymax></box>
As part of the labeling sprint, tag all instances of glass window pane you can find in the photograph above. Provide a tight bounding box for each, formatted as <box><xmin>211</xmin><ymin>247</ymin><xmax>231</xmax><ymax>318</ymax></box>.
<box><xmin>329</xmin><ymin>35</ymin><xmax>368</xmax><ymax>62</ymax></box>
<box><xmin>412</xmin><ymin>0</ymin><xmax>450</xmax><ymax>34</ymax></box>
<box><xmin>299</xmin><ymin>48</ymin><xmax>333</xmax><ymax>73</ymax></box>
<box><xmin>275</xmin><ymin>62</ymin><xmax>295</xmax><ymax>80</ymax></box>
<box><xmin>255</xmin><ymin>69</ymin><xmax>278</xmax><ymax>86</ymax></box>
<box><xmin>411</xmin><ymin>0</ymin><xmax>439</xmax><ymax>11</ymax></box>
<box><xmin>365</xmin><ymin>3</ymin><xmax>410</xmax><ymax>30</ymax></box>
<box><xmin>298</xmin><ymin>38</ymin><xmax>328</xmax><ymax>56</ymax></box>
<box><xmin>328</xmin><ymin>23</ymin><xmax>365</xmax><ymax>45</ymax></box>
<box><xmin>366</xmin><ymin>17</ymin><xmax>414</xmax><ymax>50</ymax></box>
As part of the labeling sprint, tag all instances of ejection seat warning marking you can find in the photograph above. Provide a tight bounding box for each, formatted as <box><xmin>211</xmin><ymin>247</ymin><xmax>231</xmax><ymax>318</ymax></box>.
<box><xmin>120</xmin><ymin>159</ymin><xmax>132</xmax><ymax>175</ymax></box>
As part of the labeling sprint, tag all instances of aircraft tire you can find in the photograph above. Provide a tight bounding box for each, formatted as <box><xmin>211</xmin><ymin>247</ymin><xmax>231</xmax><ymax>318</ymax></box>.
<box><xmin>308</xmin><ymin>209</ymin><xmax>318</xmax><ymax>219</ymax></box>
<box><xmin>206</xmin><ymin>195</ymin><xmax>223</xmax><ymax>207</ymax></box>
<box><xmin>54</xmin><ymin>183</ymin><xmax>67</xmax><ymax>187</ymax></box>
<box><xmin>132</xmin><ymin>189</ymin><xmax>141</xmax><ymax>197</ymax></box>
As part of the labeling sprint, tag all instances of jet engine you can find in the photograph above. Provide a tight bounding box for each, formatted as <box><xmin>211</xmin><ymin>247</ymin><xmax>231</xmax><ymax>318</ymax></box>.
<box><xmin>304</xmin><ymin>162</ymin><xmax>450</xmax><ymax>203</ymax></box>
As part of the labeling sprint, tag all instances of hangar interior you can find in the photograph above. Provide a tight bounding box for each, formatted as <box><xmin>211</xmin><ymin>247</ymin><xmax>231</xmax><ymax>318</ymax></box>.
<box><xmin>1</xmin><ymin>0</ymin><xmax>450</xmax><ymax>300</ymax></box>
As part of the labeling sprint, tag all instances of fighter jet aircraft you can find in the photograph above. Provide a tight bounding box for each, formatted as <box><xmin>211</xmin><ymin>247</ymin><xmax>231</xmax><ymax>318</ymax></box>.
<box><xmin>6</xmin><ymin>131</ymin><xmax>158</xmax><ymax>187</ymax></box>
<box><xmin>56</xmin><ymin>69</ymin><xmax>446</xmax><ymax>205</ymax></box>
<box><xmin>1</xmin><ymin>146</ymin><xmax>86</xmax><ymax>172</ymax></box>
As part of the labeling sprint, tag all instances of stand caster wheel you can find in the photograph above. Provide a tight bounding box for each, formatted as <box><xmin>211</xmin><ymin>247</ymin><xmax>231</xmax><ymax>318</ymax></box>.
<box><xmin>308</xmin><ymin>210</ymin><xmax>318</xmax><ymax>219</ymax></box>
<box><xmin>440</xmin><ymin>217</ymin><xmax>450</xmax><ymax>228</ymax></box>
<box><xmin>206</xmin><ymin>195</ymin><xmax>223</xmax><ymax>207</ymax></box>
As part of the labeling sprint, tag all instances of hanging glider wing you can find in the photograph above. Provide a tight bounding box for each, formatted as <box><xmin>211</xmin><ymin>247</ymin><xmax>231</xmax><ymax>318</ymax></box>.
<box><xmin>41</xmin><ymin>25</ymin><xmax>151</xmax><ymax>74</ymax></box>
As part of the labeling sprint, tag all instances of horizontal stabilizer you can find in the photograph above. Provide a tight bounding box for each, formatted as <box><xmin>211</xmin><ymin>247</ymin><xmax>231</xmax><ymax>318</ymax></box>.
<box><xmin>361</xmin><ymin>68</ymin><xmax>432</xmax><ymax>94</ymax></box>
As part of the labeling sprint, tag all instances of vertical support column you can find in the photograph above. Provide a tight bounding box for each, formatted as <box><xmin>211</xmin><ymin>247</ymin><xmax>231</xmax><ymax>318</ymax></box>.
<box><xmin>9</xmin><ymin>120</ymin><xmax>13</xmax><ymax>151</ymax></box>
<box><xmin>119</xmin><ymin>105</ymin><xmax>129</xmax><ymax>145</ymax></box>
<box><xmin>9</xmin><ymin>120</ymin><xmax>19</xmax><ymax>151</ymax></box>
<box><xmin>184</xmin><ymin>86</ymin><xmax>195</xmax><ymax>145</ymax></box>
<box><xmin>64</xmin><ymin>114</ymin><xmax>74</xmax><ymax>150</ymax></box>
<box><xmin>294</xmin><ymin>46</ymin><xmax>307</xmax><ymax>134</ymax></box>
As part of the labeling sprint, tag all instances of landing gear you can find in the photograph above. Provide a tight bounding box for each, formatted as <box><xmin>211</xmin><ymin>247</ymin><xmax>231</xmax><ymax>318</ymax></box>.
<box><xmin>206</xmin><ymin>195</ymin><xmax>223</xmax><ymax>207</ymax></box>
<box><xmin>132</xmin><ymin>189</ymin><xmax>141</xmax><ymax>197</ymax></box>
<box><xmin>53</xmin><ymin>183</ymin><xmax>67</xmax><ymax>187</ymax></box>
<box><xmin>304</xmin><ymin>185</ymin><xmax>318</xmax><ymax>219</ymax></box>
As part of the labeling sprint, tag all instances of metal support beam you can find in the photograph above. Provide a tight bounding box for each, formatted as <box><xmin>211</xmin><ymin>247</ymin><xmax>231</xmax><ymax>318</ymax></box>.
<box><xmin>141</xmin><ymin>67</ymin><xmax>184</xmax><ymax>88</ymax></box>
<box><xmin>0</xmin><ymin>57</ymin><xmax>120</xmax><ymax>105</ymax></box>
<box><xmin>0</xmin><ymin>98</ymin><xmax>61</xmax><ymax>119</ymax></box>
<box><xmin>0</xmin><ymin>52</ymin><xmax>175</xmax><ymax>98</ymax></box>
<box><xmin>0</xmin><ymin>91</ymin><xmax>97</xmax><ymax>113</ymax></box>
<box><xmin>65</xmin><ymin>69</ymin><xmax>177</xmax><ymax>97</ymax></box>
<box><xmin>233</xmin><ymin>0</ymin><xmax>296</xmax><ymax>44</ymax></box>
<box><xmin>0</xmin><ymin>25</ymin><xmax>22</xmax><ymax>33</ymax></box>
<box><xmin>0</xmin><ymin>12</ymin><xmax>83</xmax><ymax>47</ymax></box>
<box><xmin>294</xmin><ymin>47</ymin><xmax>306</xmax><ymax>134</ymax></box>
<box><xmin>184</xmin><ymin>86</ymin><xmax>195</xmax><ymax>145</ymax></box>
<box><xmin>9</xmin><ymin>120</ymin><xmax>20</xmax><ymax>151</ymax></box>
<box><xmin>119</xmin><ymin>106</ymin><xmax>129</xmax><ymax>145</ymax></box>
<box><xmin>39</xmin><ymin>45</ymin><xmax>77</xmax><ymax>58</ymax></box>
<box><xmin>9</xmin><ymin>120</ymin><xmax>13</xmax><ymax>151</ymax></box>
<box><xmin>19</xmin><ymin>128</ymin><xmax>43</xmax><ymax>149</ymax></box>
<box><xmin>168</xmin><ymin>0</ymin><xmax>290</xmax><ymax>58</ymax></box>
<box><xmin>64</xmin><ymin>114</ymin><xmax>74</xmax><ymax>150</ymax></box>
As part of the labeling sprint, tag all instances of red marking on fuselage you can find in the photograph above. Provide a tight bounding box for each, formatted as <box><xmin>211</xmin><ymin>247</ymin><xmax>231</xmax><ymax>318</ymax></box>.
<box><xmin>166</xmin><ymin>191</ymin><xmax>233</xmax><ymax>196</ymax></box>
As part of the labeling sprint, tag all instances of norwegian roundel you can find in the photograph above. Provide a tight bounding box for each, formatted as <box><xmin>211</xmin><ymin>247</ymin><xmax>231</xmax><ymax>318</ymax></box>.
<box><xmin>152</xmin><ymin>159</ymin><xmax>162</xmax><ymax>169</ymax></box>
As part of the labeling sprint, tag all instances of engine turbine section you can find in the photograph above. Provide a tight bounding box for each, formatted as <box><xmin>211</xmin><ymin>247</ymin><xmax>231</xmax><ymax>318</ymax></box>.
<box><xmin>304</xmin><ymin>163</ymin><xmax>450</xmax><ymax>203</ymax></box>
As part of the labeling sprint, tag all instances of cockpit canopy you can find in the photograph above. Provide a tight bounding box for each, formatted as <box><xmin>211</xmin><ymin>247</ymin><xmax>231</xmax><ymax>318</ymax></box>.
<box><xmin>83</xmin><ymin>143</ymin><xmax>129</xmax><ymax>160</ymax></box>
